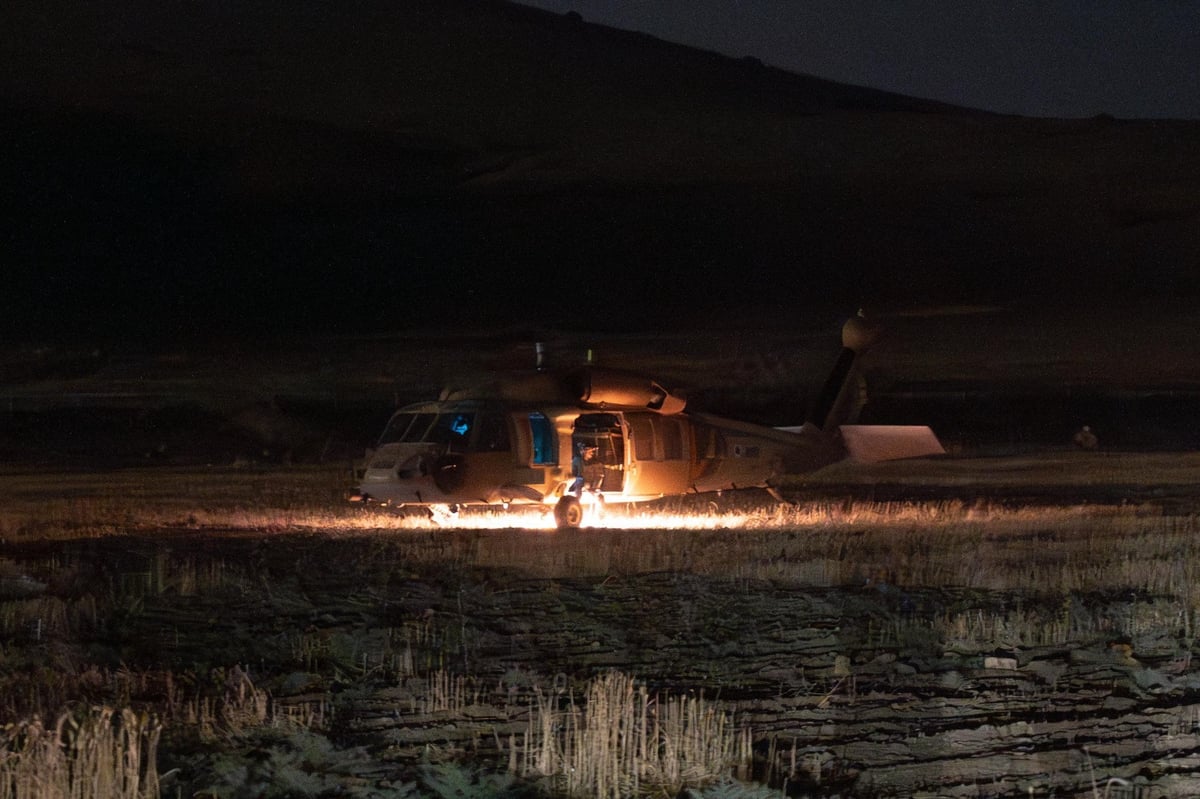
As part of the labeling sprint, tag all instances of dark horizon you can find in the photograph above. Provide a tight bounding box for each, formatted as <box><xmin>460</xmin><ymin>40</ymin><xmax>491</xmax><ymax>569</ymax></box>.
<box><xmin>3</xmin><ymin>0</ymin><xmax>1199</xmax><ymax>346</ymax></box>
<box><xmin>519</xmin><ymin>0</ymin><xmax>1200</xmax><ymax>121</ymax></box>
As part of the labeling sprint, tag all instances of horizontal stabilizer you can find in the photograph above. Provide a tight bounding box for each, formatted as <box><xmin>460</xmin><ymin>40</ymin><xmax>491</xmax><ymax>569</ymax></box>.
<box><xmin>838</xmin><ymin>425</ymin><xmax>945</xmax><ymax>464</ymax></box>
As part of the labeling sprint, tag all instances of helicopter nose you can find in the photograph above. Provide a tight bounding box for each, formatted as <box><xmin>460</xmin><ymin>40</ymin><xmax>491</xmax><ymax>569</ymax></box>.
<box><xmin>396</xmin><ymin>453</ymin><xmax>430</xmax><ymax>478</ymax></box>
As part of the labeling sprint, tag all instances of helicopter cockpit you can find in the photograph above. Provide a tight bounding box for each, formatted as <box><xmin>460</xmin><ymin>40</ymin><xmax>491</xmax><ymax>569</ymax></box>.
<box><xmin>376</xmin><ymin>402</ymin><xmax>511</xmax><ymax>454</ymax></box>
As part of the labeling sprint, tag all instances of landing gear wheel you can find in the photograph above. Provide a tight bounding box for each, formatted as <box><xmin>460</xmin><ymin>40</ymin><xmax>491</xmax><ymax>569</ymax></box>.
<box><xmin>554</xmin><ymin>496</ymin><xmax>584</xmax><ymax>530</ymax></box>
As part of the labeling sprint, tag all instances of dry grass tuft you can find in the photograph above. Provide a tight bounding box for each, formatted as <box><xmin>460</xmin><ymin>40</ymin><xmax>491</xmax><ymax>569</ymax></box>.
<box><xmin>0</xmin><ymin>706</ymin><xmax>160</xmax><ymax>799</ymax></box>
<box><xmin>520</xmin><ymin>671</ymin><xmax>750</xmax><ymax>798</ymax></box>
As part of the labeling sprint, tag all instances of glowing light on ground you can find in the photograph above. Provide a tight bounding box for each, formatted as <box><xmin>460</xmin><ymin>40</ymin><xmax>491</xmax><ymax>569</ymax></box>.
<box><xmin>339</xmin><ymin>505</ymin><xmax>759</xmax><ymax>532</ymax></box>
<box><xmin>325</xmin><ymin>499</ymin><xmax>1128</xmax><ymax>533</ymax></box>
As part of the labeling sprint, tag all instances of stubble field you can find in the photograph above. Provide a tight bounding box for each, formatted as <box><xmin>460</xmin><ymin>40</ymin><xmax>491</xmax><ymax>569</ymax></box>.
<box><xmin>4</xmin><ymin>456</ymin><xmax>1200</xmax><ymax>798</ymax></box>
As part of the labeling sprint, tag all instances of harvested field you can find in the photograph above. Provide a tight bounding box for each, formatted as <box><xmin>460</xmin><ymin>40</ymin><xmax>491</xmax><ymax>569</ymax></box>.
<box><xmin>3</xmin><ymin>459</ymin><xmax>1200</xmax><ymax>797</ymax></box>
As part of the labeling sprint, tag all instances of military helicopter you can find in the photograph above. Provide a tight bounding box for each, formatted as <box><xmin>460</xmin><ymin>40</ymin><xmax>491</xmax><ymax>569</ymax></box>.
<box><xmin>352</xmin><ymin>315</ymin><xmax>943</xmax><ymax>529</ymax></box>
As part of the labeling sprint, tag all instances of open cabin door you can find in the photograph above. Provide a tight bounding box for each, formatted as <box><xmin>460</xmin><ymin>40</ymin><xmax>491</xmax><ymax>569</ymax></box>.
<box><xmin>571</xmin><ymin>413</ymin><xmax>626</xmax><ymax>493</ymax></box>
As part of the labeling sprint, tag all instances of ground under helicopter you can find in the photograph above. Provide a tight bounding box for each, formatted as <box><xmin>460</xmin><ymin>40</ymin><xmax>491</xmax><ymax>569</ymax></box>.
<box><xmin>352</xmin><ymin>315</ymin><xmax>943</xmax><ymax>529</ymax></box>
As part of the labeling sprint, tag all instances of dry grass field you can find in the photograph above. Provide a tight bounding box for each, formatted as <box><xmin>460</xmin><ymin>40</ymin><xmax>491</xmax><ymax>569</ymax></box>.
<box><xmin>4</xmin><ymin>456</ymin><xmax>1200</xmax><ymax>797</ymax></box>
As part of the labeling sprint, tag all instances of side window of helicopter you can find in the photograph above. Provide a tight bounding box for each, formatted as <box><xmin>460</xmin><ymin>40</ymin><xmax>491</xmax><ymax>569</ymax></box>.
<box><xmin>627</xmin><ymin>414</ymin><xmax>655</xmax><ymax>460</ymax></box>
<box><xmin>529</xmin><ymin>412</ymin><xmax>557</xmax><ymax>464</ymax></box>
<box><xmin>660</xmin><ymin>418</ymin><xmax>684</xmax><ymax>460</ymax></box>
<box><xmin>626</xmin><ymin>415</ymin><xmax>685</xmax><ymax>461</ymax></box>
<box><xmin>474</xmin><ymin>413</ymin><xmax>511</xmax><ymax>452</ymax></box>
<box><xmin>694</xmin><ymin>423</ymin><xmax>726</xmax><ymax>459</ymax></box>
<box><xmin>427</xmin><ymin>413</ymin><xmax>475</xmax><ymax>448</ymax></box>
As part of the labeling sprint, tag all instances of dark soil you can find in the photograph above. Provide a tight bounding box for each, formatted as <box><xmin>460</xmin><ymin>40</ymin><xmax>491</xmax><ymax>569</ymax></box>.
<box><xmin>3</xmin><ymin>513</ymin><xmax>1200</xmax><ymax>796</ymax></box>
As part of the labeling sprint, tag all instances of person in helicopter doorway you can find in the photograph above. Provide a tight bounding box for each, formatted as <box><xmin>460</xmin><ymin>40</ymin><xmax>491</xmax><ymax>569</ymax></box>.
<box><xmin>570</xmin><ymin>443</ymin><xmax>604</xmax><ymax>497</ymax></box>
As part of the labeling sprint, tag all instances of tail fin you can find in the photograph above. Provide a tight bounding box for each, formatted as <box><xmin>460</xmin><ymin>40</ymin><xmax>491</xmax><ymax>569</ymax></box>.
<box><xmin>807</xmin><ymin>313</ymin><xmax>879</xmax><ymax>432</ymax></box>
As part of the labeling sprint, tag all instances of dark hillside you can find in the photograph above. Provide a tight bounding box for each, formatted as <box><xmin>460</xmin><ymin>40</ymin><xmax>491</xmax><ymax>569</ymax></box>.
<box><xmin>2</xmin><ymin>0</ymin><xmax>1198</xmax><ymax>342</ymax></box>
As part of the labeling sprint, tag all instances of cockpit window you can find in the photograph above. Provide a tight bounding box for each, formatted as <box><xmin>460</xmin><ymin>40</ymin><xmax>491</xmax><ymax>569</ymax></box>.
<box><xmin>378</xmin><ymin>414</ymin><xmax>412</xmax><ymax>444</ymax></box>
<box><xmin>407</xmin><ymin>413</ymin><xmax>437</xmax><ymax>442</ymax></box>
<box><xmin>379</xmin><ymin>412</ymin><xmax>438</xmax><ymax>444</ymax></box>
<box><xmin>378</xmin><ymin>412</ymin><xmax>438</xmax><ymax>444</ymax></box>
<box><xmin>429</xmin><ymin>413</ymin><xmax>475</xmax><ymax>448</ymax></box>
<box><xmin>379</xmin><ymin>409</ymin><xmax>510</xmax><ymax>452</ymax></box>
<box><xmin>529</xmin><ymin>413</ymin><xmax>556</xmax><ymax>464</ymax></box>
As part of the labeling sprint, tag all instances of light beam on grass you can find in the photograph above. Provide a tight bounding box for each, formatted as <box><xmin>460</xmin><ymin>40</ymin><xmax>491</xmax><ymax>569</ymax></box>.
<box><xmin>326</xmin><ymin>499</ymin><xmax>1129</xmax><ymax>533</ymax></box>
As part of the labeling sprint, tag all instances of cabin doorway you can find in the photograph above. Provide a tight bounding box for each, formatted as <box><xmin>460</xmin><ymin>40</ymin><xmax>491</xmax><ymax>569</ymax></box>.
<box><xmin>571</xmin><ymin>413</ymin><xmax>625</xmax><ymax>493</ymax></box>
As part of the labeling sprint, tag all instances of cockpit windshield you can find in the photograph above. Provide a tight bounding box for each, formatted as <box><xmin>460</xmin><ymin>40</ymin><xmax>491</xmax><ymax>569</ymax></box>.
<box><xmin>377</xmin><ymin>409</ymin><xmax>509</xmax><ymax>452</ymax></box>
<box><xmin>378</xmin><ymin>412</ymin><xmax>437</xmax><ymax>444</ymax></box>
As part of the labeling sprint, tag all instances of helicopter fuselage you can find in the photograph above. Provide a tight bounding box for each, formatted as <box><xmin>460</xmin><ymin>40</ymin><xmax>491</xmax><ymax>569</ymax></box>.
<box><xmin>354</xmin><ymin>317</ymin><xmax>943</xmax><ymax>527</ymax></box>
<box><xmin>357</xmin><ymin>398</ymin><xmax>835</xmax><ymax>509</ymax></box>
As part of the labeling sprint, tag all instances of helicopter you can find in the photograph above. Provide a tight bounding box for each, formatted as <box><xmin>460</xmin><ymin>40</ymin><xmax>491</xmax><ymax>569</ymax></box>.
<box><xmin>352</xmin><ymin>315</ymin><xmax>943</xmax><ymax>529</ymax></box>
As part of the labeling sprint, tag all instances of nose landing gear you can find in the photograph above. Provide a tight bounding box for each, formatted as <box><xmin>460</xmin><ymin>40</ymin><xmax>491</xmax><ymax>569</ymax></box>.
<box><xmin>428</xmin><ymin>504</ymin><xmax>460</xmax><ymax>525</ymax></box>
<box><xmin>553</xmin><ymin>495</ymin><xmax>583</xmax><ymax>530</ymax></box>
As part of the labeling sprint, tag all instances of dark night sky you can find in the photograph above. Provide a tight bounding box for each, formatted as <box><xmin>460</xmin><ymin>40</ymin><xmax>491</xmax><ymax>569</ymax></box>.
<box><xmin>521</xmin><ymin>0</ymin><xmax>1200</xmax><ymax>120</ymax></box>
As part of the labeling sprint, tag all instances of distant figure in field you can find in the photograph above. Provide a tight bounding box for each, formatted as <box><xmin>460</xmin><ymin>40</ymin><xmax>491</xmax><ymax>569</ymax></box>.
<box><xmin>1073</xmin><ymin>425</ymin><xmax>1098</xmax><ymax>450</ymax></box>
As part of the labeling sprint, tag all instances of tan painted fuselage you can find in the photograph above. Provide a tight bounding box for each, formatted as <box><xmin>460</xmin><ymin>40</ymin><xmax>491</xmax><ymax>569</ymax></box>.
<box><xmin>354</xmin><ymin>317</ymin><xmax>943</xmax><ymax>527</ymax></box>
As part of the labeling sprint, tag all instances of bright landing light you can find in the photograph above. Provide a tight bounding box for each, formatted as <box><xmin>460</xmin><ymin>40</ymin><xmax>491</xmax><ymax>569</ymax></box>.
<box><xmin>332</xmin><ymin>499</ymin><xmax>1112</xmax><ymax>533</ymax></box>
<box><xmin>379</xmin><ymin>505</ymin><xmax>760</xmax><ymax>531</ymax></box>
